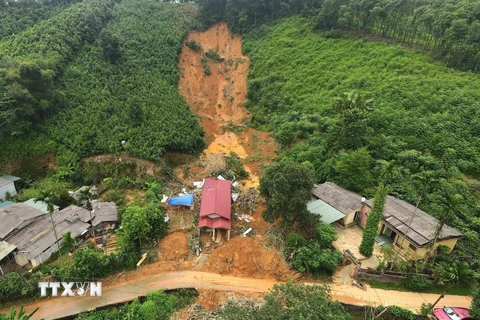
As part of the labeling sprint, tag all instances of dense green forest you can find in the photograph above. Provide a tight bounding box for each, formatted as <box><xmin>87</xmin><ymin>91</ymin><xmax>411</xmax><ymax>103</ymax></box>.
<box><xmin>49</xmin><ymin>0</ymin><xmax>204</xmax><ymax>160</ymax></box>
<box><xmin>0</xmin><ymin>0</ymin><xmax>82</xmax><ymax>40</ymax></box>
<box><xmin>244</xmin><ymin>17</ymin><xmax>480</xmax><ymax>270</ymax></box>
<box><xmin>0</xmin><ymin>0</ymin><xmax>117</xmax><ymax>138</ymax></box>
<box><xmin>196</xmin><ymin>0</ymin><xmax>480</xmax><ymax>71</ymax></box>
<box><xmin>0</xmin><ymin>0</ymin><xmax>204</xmax><ymax>164</ymax></box>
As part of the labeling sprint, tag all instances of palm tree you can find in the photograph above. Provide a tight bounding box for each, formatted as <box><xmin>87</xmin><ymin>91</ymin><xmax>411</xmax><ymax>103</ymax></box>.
<box><xmin>333</xmin><ymin>90</ymin><xmax>374</xmax><ymax>112</ymax></box>
<box><xmin>430</xmin><ymin>193</ymin><xmax>464</xmax><ymax>264</ymax></box>
<box><xmin>333</xmin><ymin>90</ymin><xmax>374</xmax><ymax>150</ymax></box>
<box><xmin>77</xmin><ymin>187</ymin><xmax>96</xmax><ymax>238</ymax></box>
<box><xmin>34</xmin><ymin>190</ymin><xmax>62</xmax><ymax>262</ymax></box>
<box><xmin>393</xmin><ymin>171</ymin><xmax>437</xmax><ymax>263</ymax></box>
<box><xmin>429</xmin><ymin>260</ymin><xmax>476</xmax><ymax>311</ymax></box>
<box><xmin>433</xmin><ymin>260</ymin><xmax>476</xmax><ymax>289</ymax></box>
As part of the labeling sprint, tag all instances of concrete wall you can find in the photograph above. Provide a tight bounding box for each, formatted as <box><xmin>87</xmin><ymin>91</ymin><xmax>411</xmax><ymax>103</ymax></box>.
<box><xmin>342</xmin><ymin>210</ymin><xmax>357</xmax><ymax>227</ymax></box>
<box><xmin>358</xmin><ymin>204</ymin><xmax>370</xmax><ymax>227</ymax></box>
<box><xmin>0</xmin><ymin>182</ymin><xmax>17</xmax><ymax>201</ymax></box>
<box><xmin>14</xmin><ymin>253</ymin><xmax>29</xmax><ymax>266</ymax></box>
<box><xmin>393</xmin><ymin>234</ymin><xmax>458</xmax><ymax>258</ymax></box>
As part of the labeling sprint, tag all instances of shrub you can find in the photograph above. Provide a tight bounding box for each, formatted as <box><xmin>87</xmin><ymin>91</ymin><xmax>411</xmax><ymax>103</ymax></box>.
<box><xmin>420</xmin><ymin>302</ymin><xmax>433</xmax><ymax>316</ymax></box>
<box><xmin>292</xmin><ymin>241</ymin><xmax>343</xmax><ymax>274</ymax></box>
<box><xmin>205</xmin><ymin>49</ymin><xmax>224</xmax><ymax>62</ymax></box>
<box><xmin>403</xmin><ymin>275</ymin><xmax>432</xmax><ymax>292</ymax></box>
<box><xmin>225</xmin><ymin>152</ymin><xmax>249</xmax><ymax>180</ymax></box>
<box><xmin>284</xmin><ymin>232</ymin><xmax>306</xmax><ymax>257</ymax></box>
<box><xmin>386</xmin><ymin>305</ymin><xmax>415</xmax><ymax>320</ymax></box>
<box><xmin>185</xmin><ymin>39</ymin><xmax>202</xmax><ymax>52</ymax></box>
<box><xmin>316</xmin><ymin>222</ymin><xmax>338</xmax><ymax>247</ymax></box>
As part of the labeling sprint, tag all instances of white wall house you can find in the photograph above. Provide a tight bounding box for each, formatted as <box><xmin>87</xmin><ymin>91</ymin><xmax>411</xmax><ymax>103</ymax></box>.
<box><xmin>0</xmin><ymin>176</ymin><xmax>19</xmax><ymax>201</ymax></box>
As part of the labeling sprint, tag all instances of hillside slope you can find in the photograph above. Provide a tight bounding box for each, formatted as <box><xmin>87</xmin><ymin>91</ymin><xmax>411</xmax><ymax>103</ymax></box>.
<box><xmin>49</xmin><ymin>0</ymin><xmax>204</xmax><ymax>160</ymax></box>
<box><xmin>245</xmin><ymin>17</ymin><xmax>480</xmax><ymax>176</ymax></box>
<box><xmin>244</xmin><ymin>17</ymin><xmax>480</xmax><ymax>268</ymax></box>
<box><xmin>0</xmin><ymin>0</ymin><xmax>205</xmax><ymax>164</ymax></box>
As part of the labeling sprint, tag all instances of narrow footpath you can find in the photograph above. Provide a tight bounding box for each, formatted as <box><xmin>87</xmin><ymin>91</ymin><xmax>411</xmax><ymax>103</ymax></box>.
<box><xmin>9</xmin><ymin>271</ymin><xmax>471</xmax><ymax>319</ymax></box>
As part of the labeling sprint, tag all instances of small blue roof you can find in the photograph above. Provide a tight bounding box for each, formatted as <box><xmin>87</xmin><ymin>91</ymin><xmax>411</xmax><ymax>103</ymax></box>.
<box><xmin>0</xmin><ymin>201</ymin><xmax>16</xmax><ymax>209</ymax></box>
<box><xmin>168</xmin><ymin>194</ymin><xmax>194</xmax><ymax>206</ymax></box>
<box><xmin>23</xmin><ymin>198</ymin><xmax>59</xmax><ymax>214</ymax></box>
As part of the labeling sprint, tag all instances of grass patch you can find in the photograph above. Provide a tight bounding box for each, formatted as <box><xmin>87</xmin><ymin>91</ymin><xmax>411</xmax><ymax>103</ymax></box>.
<box><xmin>369</xmin><ymin>280</ymin><xmax>472</xmax><ymax>296</ymax></box>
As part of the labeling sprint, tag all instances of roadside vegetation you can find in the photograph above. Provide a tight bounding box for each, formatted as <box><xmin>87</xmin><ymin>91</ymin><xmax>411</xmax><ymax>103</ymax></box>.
<box><xmin>220</xmin><ymin>281</ymin><xmax>352</xmax><ymax>320</ymax></box>
<box><xmin>259</xmin><ymin>163</ymin><xmax>343</xmax><ymax>276</ymax></box>
<box><xmin>74</xmin><ymin>289</ymin><xmax>196</xmax><ymax>319</ymax></box>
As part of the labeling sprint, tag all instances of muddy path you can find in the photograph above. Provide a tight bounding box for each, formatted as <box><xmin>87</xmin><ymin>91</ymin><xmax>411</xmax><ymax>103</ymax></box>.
<box><xmin>4</xmin><ymin>270</ymin><xmax>472</xmax><ymax>319</ymax></box>
<box><xmin>178</xmin><ymin>22</ymin><xmax>277</xmax><ymax>188</ymax></box>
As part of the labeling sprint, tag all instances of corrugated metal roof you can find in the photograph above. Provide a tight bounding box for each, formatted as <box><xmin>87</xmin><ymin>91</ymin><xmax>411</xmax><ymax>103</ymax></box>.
<box><xmin>92</xmin><ymin>202</ymin><xmax>118</xmax><ymax>226</ymax></box>
<box><xmin>311</xmin><ymin>182</ymin><xmax>363</xmax><ymax>215</ymax></box>
<box><xmin>23</xmin><ymin>198</ymin><xmax>59</xmax><ymax>214</ymax></box>
<box><xmin>7</xmin><ymin>209</ymin><xmax>90</xmax><ymax>260</ymax></box>
<box><xmin>58</xmin><ymin>205</ymin><xmax>92</xmax><ymax>223</ymax></box>
<box><xmin>0</xmin><ymin>240</ymin><xmax>16</xmax><ymax>261</ymax></box>
<box><xmin>307</xmin><ymin>199</ymin><xmax>346</xmax><ymax>224</ymax></box>
<box><xmin>365</xmin><ymin>196</ymin><xmax>462</xmax><ymax>246</ymax></box>
<box><xmin>0</xmin><ymin>203</ymin><xmax>46</xmax><ymax>239</ymax></box>
<box><xmin>199</xmin><ymin>178</ymin><xmax>231</xmax><ymax>229</ymax></box>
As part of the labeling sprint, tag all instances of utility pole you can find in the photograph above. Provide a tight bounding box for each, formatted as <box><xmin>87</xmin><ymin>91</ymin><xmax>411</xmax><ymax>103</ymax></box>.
<box><xmin>430</xmin><ymin>294</ymin><xmax>445</xmax><ymax>311</ymax></box>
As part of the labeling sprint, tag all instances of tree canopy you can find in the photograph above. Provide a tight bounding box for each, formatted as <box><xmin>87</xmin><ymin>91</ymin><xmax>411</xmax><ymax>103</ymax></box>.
<box><xmin>0</xmin><ymin>0</ymin><xmax>205</xmax><ymax>163</ymax></box>
<box><xmin>259</xmin><ymin>162</ymin><xmax>315</xmax><ymax>227</ymax></box>
<box><xmin>359</xmin><ymin>183</ymin><xmax>389</xmax><ymax>257</ymax></box>
<box><xmin>221</xmin><ymin>281</ymin><xmax>352</xmax><ymax>320</ymax></box>
<box><xmin>196</xmin><ymin>0</ymin><xmax>480</xmax><ymax>71</ymax></box>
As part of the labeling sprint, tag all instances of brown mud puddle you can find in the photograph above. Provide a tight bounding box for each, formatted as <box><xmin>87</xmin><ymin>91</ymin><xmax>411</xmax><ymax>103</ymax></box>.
<box><xmin>178</xmin><ymin>22</ymin><xmax>276</xmax><ymax>188</ymax></box>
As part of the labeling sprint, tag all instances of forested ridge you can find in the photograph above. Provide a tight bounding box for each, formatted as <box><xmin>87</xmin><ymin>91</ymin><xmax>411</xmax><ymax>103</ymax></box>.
<box><xmin>49</xmin><ymin>1</ymin><xmax>204</xmax><ymax>160</ymax></box>
<box><xmin>0</xmin><ymin>0</ymin><xmax>204</xmax><ymax>163</ymax></box>
<box><xmin>0</xmin><ymin>0</ymin><xmax>82</xmax><ymax>40</ymax></box>
<box><xmin>196</xmin><ymin>0</ymin><xmax>480</xmax><ymax>71</ymax></box>
<box><xmin>0</xmin><ymin>0</ymin><xmax>118</xmax><ymax>137</ymax></box>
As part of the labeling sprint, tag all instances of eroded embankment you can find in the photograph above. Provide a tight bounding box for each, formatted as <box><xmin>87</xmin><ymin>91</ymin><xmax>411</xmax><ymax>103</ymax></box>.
<box><xmin>178</xmin><ymin>22</ymin><xmax>276</xmax><ymax>188</ymax></box>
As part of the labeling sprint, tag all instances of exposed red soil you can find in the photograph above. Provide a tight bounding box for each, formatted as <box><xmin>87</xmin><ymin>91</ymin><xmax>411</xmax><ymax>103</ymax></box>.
<box><xmin>178</xmin><ymin>22</ymin><xmax>277</xmax><ymax>189</ymax></box>
<box><xmin>196</xmin><ymin>289</ymin><xmax>223</xmax><ymax>310</ymax></box>
<box><xmin>232</xmin><ymin>202</ymin><xmax>273</xmax><ymax>237</ymax></box>
<box><xmin>199</xmin><ymin>236</ymin><xmax>293</xmax><ymax>280</ymax></box>
<box><xmin>159</xmin><ymin>231</ymin><xmax>190</xmax><ymax>261</ymax></box>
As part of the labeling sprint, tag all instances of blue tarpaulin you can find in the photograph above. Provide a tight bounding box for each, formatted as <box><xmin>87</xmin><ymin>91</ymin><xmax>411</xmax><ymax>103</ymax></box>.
<box><xmin>168</xmin><ymin>194</ymin><xmax>194</xmax><ymax>206</ymax></box>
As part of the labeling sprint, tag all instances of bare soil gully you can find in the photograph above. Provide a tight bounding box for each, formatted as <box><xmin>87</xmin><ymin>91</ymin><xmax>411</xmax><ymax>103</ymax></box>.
<box><xmin>178</xmin><ymin>22</ymin><xmax>277</xmax><ymax>189</ymax></box>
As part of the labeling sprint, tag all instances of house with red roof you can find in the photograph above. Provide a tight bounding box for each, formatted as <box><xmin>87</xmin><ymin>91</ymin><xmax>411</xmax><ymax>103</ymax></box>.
<box><xmin>199</xmin><ymin>178</ymin><xmax>231</xmax><ymax>240</ymax></box>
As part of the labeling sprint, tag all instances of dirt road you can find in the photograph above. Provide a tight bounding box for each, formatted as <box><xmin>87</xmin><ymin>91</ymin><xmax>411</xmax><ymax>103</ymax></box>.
<box><xmin>7</xmin><ymin>271</ymin><xmax>471</xmax><ymax>319</ymax></box>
